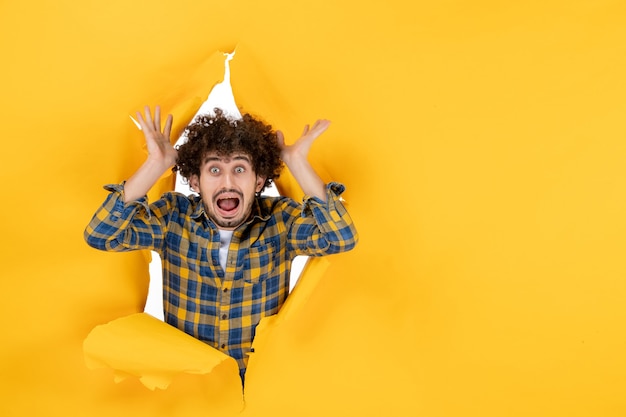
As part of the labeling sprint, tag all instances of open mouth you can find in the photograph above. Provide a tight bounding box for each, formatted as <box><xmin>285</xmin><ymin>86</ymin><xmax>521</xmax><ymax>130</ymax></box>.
<box><xmin>216</xmin><ymin>197</ymin><xmax>240</xmax><ymax>214</ymax></box>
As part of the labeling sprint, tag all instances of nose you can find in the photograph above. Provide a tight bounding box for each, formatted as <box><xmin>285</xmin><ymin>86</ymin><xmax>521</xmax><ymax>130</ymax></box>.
<box><xmin>221</xmin><ymin>171</ymin><xmax>234</xmax><ymax>188</ymax></box>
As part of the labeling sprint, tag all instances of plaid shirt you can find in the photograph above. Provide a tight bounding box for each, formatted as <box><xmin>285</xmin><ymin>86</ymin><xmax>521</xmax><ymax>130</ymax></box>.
<box><xmin>85</xmin><ymin>182</ymin><xmax>358</xmax><ymax>377</ymax></box>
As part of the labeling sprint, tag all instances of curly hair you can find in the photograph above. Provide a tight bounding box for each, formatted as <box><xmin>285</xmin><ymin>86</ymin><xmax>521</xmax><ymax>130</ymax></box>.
<box><xmin>174</xmin><ymin>108</ymin><xmax>283</xmax><ymax>192</ymax></box>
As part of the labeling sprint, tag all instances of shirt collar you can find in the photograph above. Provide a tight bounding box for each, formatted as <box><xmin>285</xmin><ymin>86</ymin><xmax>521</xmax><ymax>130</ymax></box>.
<box><xmin>246</xmin><ymin>196</ymin><xmax>272</xmax><ymax>223</ymax></box>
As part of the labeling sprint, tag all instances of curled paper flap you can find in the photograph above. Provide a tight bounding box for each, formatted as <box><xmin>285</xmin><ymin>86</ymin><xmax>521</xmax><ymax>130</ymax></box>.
<box><xmin>83</xmin><ymin>313</ymin><xmax>242</xmax><ymax>394</ymax></box>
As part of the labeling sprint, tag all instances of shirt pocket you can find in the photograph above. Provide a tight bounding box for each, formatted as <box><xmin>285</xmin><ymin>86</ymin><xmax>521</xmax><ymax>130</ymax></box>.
<box><xmin>243</xmin><ymin>241</ymin><xmax>276</xmax><ymax>284</ymax></box>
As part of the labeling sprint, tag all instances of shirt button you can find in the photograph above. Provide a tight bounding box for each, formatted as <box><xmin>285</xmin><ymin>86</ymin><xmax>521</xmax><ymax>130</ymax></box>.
<box><xmin>222</xmin><ymin>314</ymin><xmax>227</xmax><ymax>320</ymax></box>
<box><xmin>221</xmin><ymin>344</ymin><xmax>226</xmax><ymax>349</ymax></box>
<box><xmin>223</xmin><ymin>287</ymin><xmax>228</xmax><ymax>293</ymax></box>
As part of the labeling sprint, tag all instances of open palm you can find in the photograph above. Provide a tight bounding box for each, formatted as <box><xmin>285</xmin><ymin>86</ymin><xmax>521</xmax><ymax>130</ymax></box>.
<box><xmin>135</xmin><ymin>105</ymin><xmax>177</xmax><ymax>168</ymax></box>
<box><xmin>277</xmin><ymin>119</ymin><xmax>331</xmax><ymax>164</ymax></box>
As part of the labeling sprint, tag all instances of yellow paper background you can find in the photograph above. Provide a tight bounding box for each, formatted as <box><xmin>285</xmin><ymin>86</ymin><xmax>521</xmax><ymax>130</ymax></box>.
<box><xmin>2</xmin><ymin>1</ymin><xmax>626</xmax><ymax>416</ymax></box>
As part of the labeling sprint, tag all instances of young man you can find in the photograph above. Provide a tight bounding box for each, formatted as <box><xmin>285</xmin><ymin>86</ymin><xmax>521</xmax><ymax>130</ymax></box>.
<box><xmin>84</xmin><ymin>106</ymin><xmax>358</xmax><ymax>382</ymax></box>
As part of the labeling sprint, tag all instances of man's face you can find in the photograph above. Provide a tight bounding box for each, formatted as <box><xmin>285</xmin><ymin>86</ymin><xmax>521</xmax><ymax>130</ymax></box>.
<box><xmin>190</xmin><ymin>152</ymin><xmax>266</xmax><ymax>230</ymax></box>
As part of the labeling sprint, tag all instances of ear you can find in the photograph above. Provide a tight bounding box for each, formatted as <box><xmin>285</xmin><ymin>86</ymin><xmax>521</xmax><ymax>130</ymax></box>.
<box><xmin>189</xmin><ymin>174</ymin><xmax>200</xmax><ymax>193</ymax></box>
<box><xmin>255</xmin><ymin>175</ymin><xmax>266</xmax><ymax>193</ymax></box>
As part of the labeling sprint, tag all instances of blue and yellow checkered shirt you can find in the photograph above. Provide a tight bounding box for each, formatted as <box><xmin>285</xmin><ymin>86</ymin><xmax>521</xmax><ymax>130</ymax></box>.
<box><xmin>84</xmin><ymin>182</ymin><xmax>358</xmax><ymax>376</ymax></box>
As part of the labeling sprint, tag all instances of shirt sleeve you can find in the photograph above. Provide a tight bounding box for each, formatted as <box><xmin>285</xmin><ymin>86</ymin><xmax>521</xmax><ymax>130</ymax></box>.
<box><xmin>288</xmin><ymin>182</ymin><xmax>359</xmax><ymax>256</ymax></box>
<box><xmin>84</xmin><ymin>183</ymin><xmax>168</xmax><ymax>252</ymax></box>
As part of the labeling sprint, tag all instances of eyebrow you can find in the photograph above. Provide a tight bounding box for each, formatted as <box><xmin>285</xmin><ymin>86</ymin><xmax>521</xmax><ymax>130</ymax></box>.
<box><xmin>203</xmin><ymin>154</ymin><xmax>251</xmax><ymax>164</ymax></box>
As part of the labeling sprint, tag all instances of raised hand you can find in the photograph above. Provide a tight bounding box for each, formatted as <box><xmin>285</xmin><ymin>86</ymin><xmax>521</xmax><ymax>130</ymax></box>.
<box><xmin>276</xmin><ymin>119</ymin><xmax>331</xmax><ymax>202</ymax></box>
<box><xmin>276</xmin><ymin>119</ymin><xmax>331</xmax><ymax>165</ymax></box>
<box><xmin>135</xmin><ymin>105</ymin><xmax>177</xmax><ymax>169</ymax></box>
<box><xmin>123</xmin><ymin>106</ymin><xmax>176</xmax><ymax>202</ymax></box>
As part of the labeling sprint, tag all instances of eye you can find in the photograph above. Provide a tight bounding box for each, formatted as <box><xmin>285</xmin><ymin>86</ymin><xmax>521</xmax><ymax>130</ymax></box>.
<box><xmin>209</xmin><ymin>167</ymin><xmax>220</xmax><ymax>174</ymax></box>
<box><xmin>234</xmin><ymin>166</ymin><xmax>245</xmax><ymax>174</ymax></box>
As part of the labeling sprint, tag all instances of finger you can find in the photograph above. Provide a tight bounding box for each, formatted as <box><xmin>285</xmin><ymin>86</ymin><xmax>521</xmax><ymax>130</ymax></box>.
<box><xmin>164</xmin><ymin>114</ymin><xmax>173</xmax><ymax>139</ymax></box>
<box><xmin>144</xmin><ymin>106</ymin><xmax>155</xmax><ymax>130</ymax></box>
<box><xmin>135</xmin><ymin>111</ymin><xmax>145</xmax><ymax>125</ymax></box>
<box><xmin>164</xmin><ymin>114</ymin><xmax>173</xmax><ymax>134</ymax></box>
<box><xmin>312</xmin><ymin>119</ymin><xmax>330</xmax><ymax>133</ymax></box>
<box><xmin>135</xmin><ymin>110</ymin><xmax>151</xmax><ymax>131</ymax></box>
<box><xmin>301</xmin><ymin>125</ymin><xmax>310</xmax><ymax>136</ymax></box>
<box><xmin>154</xmin><ymin>106</ymin><xmax>161</xmax><ymax>132</ymax></box>
<box><xmin>276</xmin><ymin>130</ymin><xmax>286</xmax><ymax>147</ymax></box>
<box><xmin>315</xmin><ymin>119</ymin><xmax>330</xmax><ymax>128</ymax></box>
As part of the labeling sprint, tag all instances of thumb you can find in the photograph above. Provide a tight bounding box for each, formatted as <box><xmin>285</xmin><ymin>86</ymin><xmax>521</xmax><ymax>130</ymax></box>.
<box><xmin>276</xmin><ymin>130</ymin><xmax>286</xmax><ymax>148</ymax></box>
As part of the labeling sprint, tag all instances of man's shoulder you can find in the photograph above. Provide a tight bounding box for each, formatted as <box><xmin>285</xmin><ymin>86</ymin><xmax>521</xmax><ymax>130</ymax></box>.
<box><xmin>255</xmin><ymin>195</ymin><xmax>301</xmax><ymax>219</ymax></box>
<box><xmin>157</xmin><ymin>191</ymin><xmax>202</xmax><ymax>213</ymax></box>
<box><xmin>257</xmin><ymin>194</ymin><xmax>299</xmax><ymax>209</ymax></box>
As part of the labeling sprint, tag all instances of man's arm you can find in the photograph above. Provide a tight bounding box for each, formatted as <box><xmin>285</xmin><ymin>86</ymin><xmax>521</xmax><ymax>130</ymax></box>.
<box><xmin>277</xmin><ymin>119</ymin><xmax>330</xmax><ymax>202</ymax></box>
<box><xmin>84</xmin><ymin>106</ymin><xmax>175</xmax><ymax>252</ymax></box>
<box><xmin>285</xmin><ymin>182</ymin><xmax>358</xmax><ymax>256</ymax></box>
<box><xmin>278</xmin><ymin>120</ymin><xmax>358</xmax><ymax>255</ymax></box>
<box><xmin>124</xmin><ymin>106</ymin><xmax>176</xmax><ymax>202</ymax></box>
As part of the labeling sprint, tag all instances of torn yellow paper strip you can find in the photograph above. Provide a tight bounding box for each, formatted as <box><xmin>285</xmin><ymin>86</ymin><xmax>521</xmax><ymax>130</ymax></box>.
<box><xmin>83</xmin><ymin>313</ymin><xmax>241</xmax><ymax>394</ymax></box>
